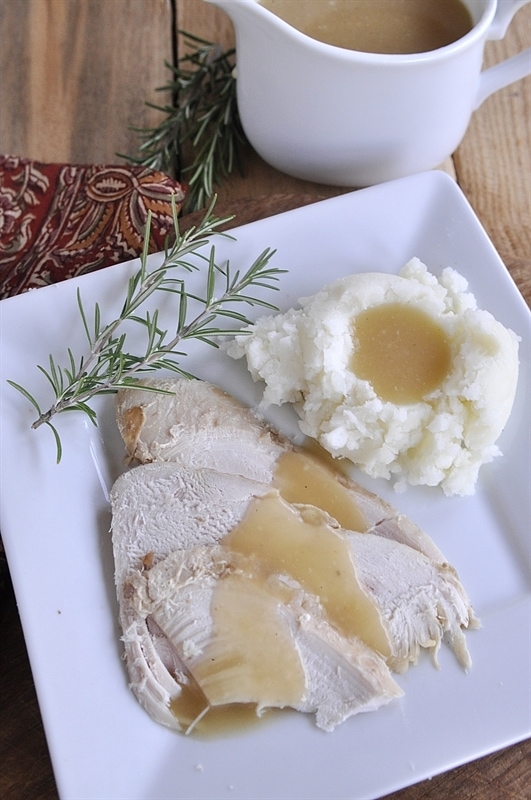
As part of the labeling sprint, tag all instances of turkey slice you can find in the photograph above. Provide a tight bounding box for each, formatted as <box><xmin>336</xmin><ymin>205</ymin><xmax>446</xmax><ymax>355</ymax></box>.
<box><xmin>114</xmin><ymin>378</ymin><xmax>447</xmax><ymax>563</ymax></box>
<box><xmin>124</xmin><ymin>543</ymin><xmax>403</xmax><ymax>733</ymax></box>
<box><xmin>111</xmin><ymin>465</ymin><xmax>403</xmax><ymax>731</ymax></box>
<box><xmin>110</xmin><ymin>456</ymin><xmax>477</xmax><ymax>731</ymax></box>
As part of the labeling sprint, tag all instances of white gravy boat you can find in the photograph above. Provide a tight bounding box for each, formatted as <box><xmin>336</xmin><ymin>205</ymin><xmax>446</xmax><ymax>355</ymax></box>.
<box><xmin>204</xmin><ymin>0</ymin><xmax>531</xmax><ymax>185</ymax></box>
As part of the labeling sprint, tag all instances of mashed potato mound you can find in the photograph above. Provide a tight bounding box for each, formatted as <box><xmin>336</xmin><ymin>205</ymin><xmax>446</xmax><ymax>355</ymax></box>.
<box><xmin>228</xmin><ymin>258</ymin><xmax>519</xmax><ymax>496</ymax></box>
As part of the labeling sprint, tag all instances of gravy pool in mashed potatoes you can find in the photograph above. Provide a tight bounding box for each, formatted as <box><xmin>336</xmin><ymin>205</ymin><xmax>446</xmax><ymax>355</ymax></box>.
<box><xmin>228</xmin><ymin>258</ymin><xmax>519</xmax><ymax>496</ymax></box>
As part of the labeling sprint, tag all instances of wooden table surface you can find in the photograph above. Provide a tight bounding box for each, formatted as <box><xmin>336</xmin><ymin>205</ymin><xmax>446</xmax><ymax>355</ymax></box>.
<box><xmin>0</xmin><ymin>2</ymin><xmax>529</xmax><ymax>799</ymax></box>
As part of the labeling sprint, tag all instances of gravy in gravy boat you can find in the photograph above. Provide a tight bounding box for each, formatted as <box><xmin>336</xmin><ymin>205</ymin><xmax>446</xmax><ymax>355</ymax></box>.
<box><xmin>260</xmin><ymin>0</ymin><xmax>474</xmax><ymax>54</ymax></box>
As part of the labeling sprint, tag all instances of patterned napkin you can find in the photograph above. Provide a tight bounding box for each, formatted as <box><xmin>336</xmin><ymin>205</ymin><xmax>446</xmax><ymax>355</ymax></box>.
<box><xmin>0</xmin><ymin>154</ymin><xmax>186</xmax><ymax>299</ymax></box>
<box><xmin>0</xmin><ymin>154</ymin><xmax>186</xmax><ymax>591</ymax></box>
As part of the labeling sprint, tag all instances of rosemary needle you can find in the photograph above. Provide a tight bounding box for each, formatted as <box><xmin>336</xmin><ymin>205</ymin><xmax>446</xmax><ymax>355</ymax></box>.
<box><xmin>8</xmin><ymin>197</ymin><xmax>285</xmax><ymax>463</ymax></box>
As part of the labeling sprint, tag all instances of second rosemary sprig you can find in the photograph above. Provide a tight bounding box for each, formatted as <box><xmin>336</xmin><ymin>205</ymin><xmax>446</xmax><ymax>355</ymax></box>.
<box><xmin>124</xmin><ymin>32</ymin><xmax>245</xmax><ymax>213</ymax></box>
<box><xmin>8</xmin><ymin>198</ymin><xmax>284</xmax><ymax>462</ymax></box>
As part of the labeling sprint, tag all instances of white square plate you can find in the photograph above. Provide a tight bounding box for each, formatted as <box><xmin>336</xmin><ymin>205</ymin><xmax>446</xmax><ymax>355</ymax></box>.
<box><xmin>1</xmin><ymin>171</ymin><xmax>529</xmax><ymax>800</ymax></box>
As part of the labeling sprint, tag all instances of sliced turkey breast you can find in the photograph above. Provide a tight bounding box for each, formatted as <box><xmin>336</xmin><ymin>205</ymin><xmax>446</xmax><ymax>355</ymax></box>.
<box><xmin>115</xmin><ymin>377</ymin><xmax>284</xmax><ymax>483</ymax></box>
<box><xmin>111</xmin><ymin>464</ymin><xmax>404</xmax><ymax>731</ymax></box>
<box><xmin>110</xmin><ymin>378</ymin><xmax>477</xmax><ymax>733</ymax></box>
<box><xmin>114</xmin><ymin>378</ymin><xmax>447</xmax><ymax>563</ymax></box>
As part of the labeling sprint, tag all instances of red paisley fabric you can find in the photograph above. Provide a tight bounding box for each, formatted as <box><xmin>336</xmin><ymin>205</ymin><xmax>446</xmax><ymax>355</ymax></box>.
<box><xmin>0</xmin><ymin>155</ymin><xmax>186</xmax><ymax>298</ymax></box>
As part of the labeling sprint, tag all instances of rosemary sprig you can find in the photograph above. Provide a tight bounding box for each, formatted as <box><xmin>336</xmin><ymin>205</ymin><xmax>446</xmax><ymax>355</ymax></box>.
<box><xmin>8</xmin><ymin>197</ymin><xmax>284</xmax><ymax>463</ymax></box>
<box><xmin>123</xmin><ymin>32</ymin><xmax>245</xmax><ymax>213</ymax></box>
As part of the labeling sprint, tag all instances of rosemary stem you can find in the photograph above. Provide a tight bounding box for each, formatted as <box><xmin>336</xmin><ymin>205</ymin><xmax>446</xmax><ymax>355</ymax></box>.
<box><xmin>11</xmin><ymin>198</ymin><xmax>285</xmax><ymax>462</ymax></box>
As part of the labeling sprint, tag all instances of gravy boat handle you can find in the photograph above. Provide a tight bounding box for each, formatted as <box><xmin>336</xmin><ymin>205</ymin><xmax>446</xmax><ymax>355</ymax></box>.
<box><xmin>487</xmin><ymin>0</ymin><xmax>530</xmax><ymax>38</ymax></box>
<box><xmin>475</xmin><ymin>47</ymin><xmax>531</xmax><ymax>107</ymax></box>
<box><xmin>475</xmin><ymin>0</ymin><xmax>531</xmax><ymax>107</ymax></box>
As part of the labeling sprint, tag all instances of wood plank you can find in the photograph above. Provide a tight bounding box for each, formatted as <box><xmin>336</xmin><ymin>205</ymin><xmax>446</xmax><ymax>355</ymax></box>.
<box><xmin>0</xmin><ymin>0</ymin><xmax>174</xmax><ymax>164</ymax></box>
<box><xmin>178</xmin><ymin>0</ymin><xmax>236</xmax><ymax>50</ymax></box>
<box><xmin>453</xmin><ymin>4</ymin><xmax>531</xmax><ymax>259</ymax></box>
